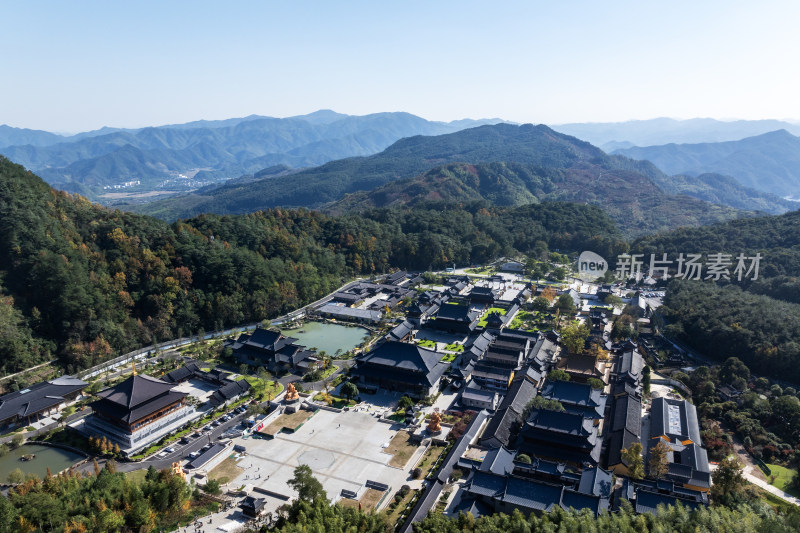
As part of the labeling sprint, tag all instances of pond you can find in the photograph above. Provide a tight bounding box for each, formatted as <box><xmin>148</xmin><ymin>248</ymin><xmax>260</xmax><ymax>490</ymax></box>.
<box><xmin>281</xmin><ymin>321</ymin><xmax>370</xmax><ymax>355</ymax></box>
<box><xmin>0</xmin><ymin>443</ymin><xmax>85</xmax><ymax>481</ymax></box>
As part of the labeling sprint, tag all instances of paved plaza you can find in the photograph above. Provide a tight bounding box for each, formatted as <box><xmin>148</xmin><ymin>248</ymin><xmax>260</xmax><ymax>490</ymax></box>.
<box><xmin>239</xmin><ymin>409</ymin><xmax>419</xmax><ymax>500</ymax></box>
<box><xmin>190</xmin><ymin>407</ymin><xmax>428</xmax><ymax>532</ymax></box>
<box><xmin>174</xmin><ymin>378</ymin><xmax>219</xmax><ymax>403</ymax></box>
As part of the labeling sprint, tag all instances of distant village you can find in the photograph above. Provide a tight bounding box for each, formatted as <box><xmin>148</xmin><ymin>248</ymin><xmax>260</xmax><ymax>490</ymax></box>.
<box><xmin>0</xmin><ymin>259</ymin><xmax>710</xmax><ymax>530</ymax></box>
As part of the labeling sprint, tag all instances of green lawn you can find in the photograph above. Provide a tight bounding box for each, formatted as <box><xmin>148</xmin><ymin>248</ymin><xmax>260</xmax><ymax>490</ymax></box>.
<box><xmin>312</xmin><ymin>393</ymin><xmax>356</xmax><ymax>409</ymax></box>
<box><xmin>440</xmin><ymin>353</ymin><xmax>457</xmax><ymax>363</ymax></box>
<box><xmin>417</xmin><ymin>339</ymin><xmax>437</xmax><ymax>349</ymax></box>
<box><xmin>766</xmin><ymin>463</ymin><xmax>800</xmax><ymax>497</ymax></box>
<box><xmin>444</xmin><ymin>343</ymin><xmax>464</xmax><ymax>352</ymax></box>
<box><xmin>243</xmin><ymin>376</ymin><xmax>284</xmax><ymax>401</ymax></box>
<box><xmin>126</xmin><ymin>469</ymin><xmax>148</xmax><ymax>484</ymax></box>
<box><xmin>478</xmin><ymin>307</ymin><xmax>506</xmax><ymax>327</ymax></box>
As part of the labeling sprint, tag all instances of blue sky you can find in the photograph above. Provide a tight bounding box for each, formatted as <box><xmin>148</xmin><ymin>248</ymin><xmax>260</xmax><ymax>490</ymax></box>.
<box><xmin>2</xmin><ymin>1</ymin><xmax>799</xmax><ymax>132</ymax></box>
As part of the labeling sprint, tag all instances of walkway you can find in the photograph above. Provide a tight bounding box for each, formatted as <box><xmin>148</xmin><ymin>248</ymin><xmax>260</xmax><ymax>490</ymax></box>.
<box><xmin>709</xmin><ymin>463</ymin><xmax>800</xmax><ymax>506</ymax></box>
<box><xmin>743</xmin><ymin>465</ymin><xmax>800</xmax><ymax>505</ymax></box>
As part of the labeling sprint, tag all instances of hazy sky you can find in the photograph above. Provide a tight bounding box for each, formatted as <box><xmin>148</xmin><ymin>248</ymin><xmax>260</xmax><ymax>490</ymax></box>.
<box><xmin>3</xmin><ymin>1</ymin><xmax>799</xmax><ymax>132</ymax></box>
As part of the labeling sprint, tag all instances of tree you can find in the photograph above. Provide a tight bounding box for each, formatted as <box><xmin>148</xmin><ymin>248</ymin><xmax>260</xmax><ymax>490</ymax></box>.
<box><xmin>239</xmin><ymin>363</ymin><xmax>250</xmax><ymax>376</ymax></box>
<box><xmin>720</xmin><ymin>357</ymin><xmax>750</xmax><ymax>385</ymax></box>
<box><xmin>611</xmin><ymin>314</ymin><xmax>634</xmax><ymax>341</ymax></box>
<box><xmin>711</xmin><ymin>456</ymin><xmax>745</xmax><ymax>504</ymax></box>
<box><xmin>587</xmin><ymin>378</ymin><xmax>605</xmax><ymax>390</ymax></box>
<box><xmin>551</xmin><ymin>267</ymin><xmax>568</xmax><ymax>281</ymax></box>
<box><xmin>560</xmin><ymin>322</ymin><xmax>590</xmax><ymax>354</ymax></box>
<box><xmin>7</xmin><ymin>468</ymin><xmax>24</xmax><ymax>484</ymax></box>
<box><xmin>732</xmin><ymin>376</ymin><xmax>748</xmax><ymax>391</ymax></box>
<box><xmin>621</xmin><ymin>442</ymin><xmax>644</xmax><ymax>480</ymax></box>
<box><xmin>516</xmin><ymin>454</ymin><xmax>532</xmax><ymax>464</ymax></box>
<box><xmin>287</xmin><ymin>465</ymin><xmax>327</xmax><ymax>504</ymax></box>
<box><xmin>642</xmin><ymin>365</ymin><xmax>651</xmax><ymax>395</ymax></box>
<box><xmin>10</xmin><ymin>433</ymin><xmax>24</xmax><ymax>449</ymax></box>
<box><xmin>548</xmin><ymin>368</ymin><xmax>570</xmax><ymax>382</ymax></box>
<box><xmin>340</xmin><ymin>381</ymin><xmax>359</xmax><ymax>401</ymax></box>
<box><xmin>527</xmin><ymin>396</ymin><xmax>564</xmax><ymax>415</ymax></box>
<box><xmin>202</xmin><ymin>479</ymin><xmax>222</xmax><ymax>495</ymax></box>
<box><xmin>648</xmin><ymin>441</ymin><xmax>670</xmax><ymax>479</ymax></box>
<box><xmin>556</xmin><ymin>293</ymin><xmax>576</xmax><ymax>314</ymax></box>
<box><xmin>531</xmin><ymin>296</ymin><xmax>551</xmax><ymax>312</ymax></box>
<box><xmin>540</xmin><ymin>287</ymin><xmax>557</xmax><ymax>303</ymax></box>
<box><xmin>398</xmin><ymin>395</ymin><xmax>415</xmax><ymax>411</ymax></box>
<box><xmin>604</xmin><ymin>294</ymin><xmax>623</xmax><ymax>308</ymax></box>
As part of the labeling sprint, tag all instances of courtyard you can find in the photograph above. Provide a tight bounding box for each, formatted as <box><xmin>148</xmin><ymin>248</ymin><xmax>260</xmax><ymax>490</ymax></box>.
<box><xmin>223</xmin><ymin>408</ymin><xmax>428</xmax><ymax>516</ymax></box>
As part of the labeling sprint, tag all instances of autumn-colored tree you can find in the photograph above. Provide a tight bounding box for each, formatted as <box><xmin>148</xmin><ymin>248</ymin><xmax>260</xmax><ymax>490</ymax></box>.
<box><xmin>541</xmin><ymin>287</ymin><xmax>557</xmax><ymax>302</ymax></box>
<box><xmin>648</xmin><ymin>440</ymin><xmax>671</xmax><ymax>479</ymax></box>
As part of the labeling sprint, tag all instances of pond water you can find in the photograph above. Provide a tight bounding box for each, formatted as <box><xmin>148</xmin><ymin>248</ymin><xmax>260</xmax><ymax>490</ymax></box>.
<box><xmin>0</xmin><ymin>443</ymin><xmax>85</xmax><ymax>480</ymax></box>
<box><xmin>281</xmin><ymin>321</ymin><xmax>370</xmax><ymax>355</ymax></box>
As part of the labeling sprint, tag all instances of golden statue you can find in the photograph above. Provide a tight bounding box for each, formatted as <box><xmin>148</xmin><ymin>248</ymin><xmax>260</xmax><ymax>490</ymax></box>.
<box><xmin>428</xmin><ymin>412</ymin><xmax>442</xmax><ymax>433</ymax></box>
<box><xmin>171</xmin><ymin>462</ymin><xmax>186</xmax><ymax>481</ymax></box>
<box><xmin>285</xmin><ymin>383</ymin><xmax>299</xmax><ymax>401</ymax></box>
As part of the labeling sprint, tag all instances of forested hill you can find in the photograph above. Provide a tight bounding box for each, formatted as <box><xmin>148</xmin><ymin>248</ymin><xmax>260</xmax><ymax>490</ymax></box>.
<box><xmin>133</xmin><ymin>123</ymin><xmax>603</xmax><ymax>219</ymax></box>
<box><xmin>134</xmin><ymin>123</ymin><xmax>753</xmax><ymax>229</ymax></box>
<box><xmin>0</xmin><ymin>156</ymin><xmax>626</xmax><ymax>378</ymax></box>
<box><xmin>637</xmin><ymin>209</ymin><xmax>800</xmax><ymax>382</ymax></box>
<box><xmin>632</xmin><ymin>208</ymin><xmax>800</xmax><ymax>279</ymax></box>
<box><xmin>323</xmin><ymin>160</ymin><xmax>748</xmax><ymax>237</ymax></box>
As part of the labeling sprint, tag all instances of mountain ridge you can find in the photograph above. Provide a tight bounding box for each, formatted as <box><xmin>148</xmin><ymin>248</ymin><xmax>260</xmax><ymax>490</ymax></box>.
<box><xmin>612</xmin><ymin>129</ymin><xmax>800</xmax><ymax>196</ymax></box>
<box><xmin>0</xmin><ymin>111</ymin><xmax>505</xmax><ymax>199</ymax></box>
<box><xmin>131</xmin><ymin>123</ymin><xmax>757</xmax><ymax>236</ymax></box>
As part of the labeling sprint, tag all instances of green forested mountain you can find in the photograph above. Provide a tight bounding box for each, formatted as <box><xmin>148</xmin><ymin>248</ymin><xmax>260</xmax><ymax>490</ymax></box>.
<box><xmin>0</xmin><ymin>156</ymin><xmax>625</xmax><ymax>376</ymax></box>
<box><xmin>613</xmin><ymin>130</ymin><xmax>800</xmax><ymax>196</ymax></box>
<box><xmin>324</xmin><ymin>160</ymin><xmax>751</xmax><ymax>236</ymax></box>
<box><xmin>632</xmin><ymin>208</ymin><xmax>800</xmax><ymax>278</ymax></box>
<box><xmin>646</xmin><ymin>172</ymin><xmax>798</xmax><ymax>215</ymax></box>
<box><xmin>661</xmin><ymin>280</ymin><xmax>800</xmax><ymax>383</ymax></box>
<box><xmin>134</xmin><ymin>123</ymin><xmax>755</xmax><ymax>233</ymax></box>
<box><xmin>0</xmin><ymin>112</ymin><xmax>502</xmax><ymax>200</ymax></box>
<box><xmin>635</xmin><ymin>210</ymin><xmax>800</xmax><ymax>382</ymax></box>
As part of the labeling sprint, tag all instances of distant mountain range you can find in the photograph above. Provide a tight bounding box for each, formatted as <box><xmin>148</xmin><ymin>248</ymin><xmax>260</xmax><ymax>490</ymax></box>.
<box><xmin>0</xmin><ymin>111</ymin><xmax>504</xmax><ymax>199</ymax></box>
<box><xmin>551</xmin><ymin>117</ymin><xmax>800</xmax><ymax>150</ymax></box>
<box><xmin>132</xmin><ymin>123</ymin><xmax>769</xmax><ymax>236</ymax></box>
<box><xmin>612</xmin><ymin>130</ymin><xmax>800</xmax><ymax>197</ymax></box>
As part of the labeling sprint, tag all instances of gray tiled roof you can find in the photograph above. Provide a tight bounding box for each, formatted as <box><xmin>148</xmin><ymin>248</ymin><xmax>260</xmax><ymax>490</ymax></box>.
<box><xmin>541</xmin><ymin>379</ymin><xmax>606</xmax><ymax>419</ymax></box>
<box><xmin>649</xmin><ymin>397</ymin><xmax>701</xmax><ymax>444</ymax></box>
<box><xmin>480</xmin><ymin>446</ymin><xmax>516</xmax><ymax>476</ymax></box>
<box><xmin>96</xmin><ymin>375</ymin><xmax>176</xmax><ymax>409</ymax></box>
<box><xmin>0</xmin><ymin>376</ymin><xmax>87</xmax><ymax>423</ymax></box>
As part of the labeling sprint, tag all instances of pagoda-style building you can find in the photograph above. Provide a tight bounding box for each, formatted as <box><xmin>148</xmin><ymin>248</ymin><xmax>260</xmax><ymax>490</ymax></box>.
<box><xmin>85</xmin><ymin>374</ymin><xmax>195</xmax><ymax>454</ymax></box>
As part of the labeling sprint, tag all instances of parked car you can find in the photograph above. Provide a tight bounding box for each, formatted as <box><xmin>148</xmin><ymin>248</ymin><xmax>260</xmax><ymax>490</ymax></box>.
<box><xmin>164</xmin><ymin>447</ymin><xmax>175</xmax><ymax>454</ymax></box>
<box><xmin>188</xmin><ymin>451</ymin><xmax>200</xmax><ymax>459</ymax></box>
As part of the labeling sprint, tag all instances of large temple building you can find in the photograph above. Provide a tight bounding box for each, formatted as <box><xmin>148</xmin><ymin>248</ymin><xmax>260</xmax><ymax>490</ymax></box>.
<box><xmin>84</xmin><ymin>374</ymin><xmax>195</xmax><ymax>454</ymax></box>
